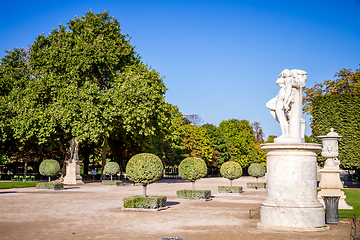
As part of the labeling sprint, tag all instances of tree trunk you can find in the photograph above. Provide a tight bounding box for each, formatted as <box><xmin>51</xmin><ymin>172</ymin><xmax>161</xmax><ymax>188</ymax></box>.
<box><xmin>111</xmin><ymin>175</ymin><xmax>113</xmax><ymax>181</ymax></box>
<box><xmin>230</xmin><ymin>179</ymin><xmax>233</xmax><ymax>186</ymax></box>
<box><xmin>48</xmin><ymin>176</ymin><xmax>51</xmax><ymax>182</ymax></box>
<box><xmin>143</xmin><ymin>185</ymin><xmax>147</xmax><ymax>197</ymax></box>
<box><xmin>192</xmin><ymin>181</ymin><xmax>195</xmax><ymax>191</ymax></box>
<box><xmin>100</xmin><ymin>136</ymin><xmax>108</xmax><ymax>180</ymax></box>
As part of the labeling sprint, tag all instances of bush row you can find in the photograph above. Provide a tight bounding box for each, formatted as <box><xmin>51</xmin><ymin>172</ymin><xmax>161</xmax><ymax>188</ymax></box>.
<box><xmin>36</xmin><ymin>182</ymin><xmax>64</xmax><ymax>190</ymax></box>
<box><xmin>176</xmin><ymin>190</ymin><xmax>211</xmax><ymax>200</ymax></box>
<box><xmin>218</xmin><ymin>186</ymin><xmax>243</xmax><ymax>193</ymax></box>
<box><xmin>101</xmin><ymin>180</ymin><xmax>122</xmax><ymax>186</ymax></box>
<box><xmin>123</xmin><ymin>196</ymin><xmax>167</xmax><ymax>209</ymax></box>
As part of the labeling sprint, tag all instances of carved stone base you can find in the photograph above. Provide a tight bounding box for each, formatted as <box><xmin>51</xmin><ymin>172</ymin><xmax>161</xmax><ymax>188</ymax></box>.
<box><xmin>259</xmin><ymin>143</ymin><xmax>326</xmax><ymax>231</ymax></box>
<box><xmin>318</xmin><ymin>169</ymin><xmax>353</xmax><ymax>209</ymax></box>
<box><xmin>63</xmin><ymin>161</ymin><xmax>84</xmax><ymax>185</ymax></box>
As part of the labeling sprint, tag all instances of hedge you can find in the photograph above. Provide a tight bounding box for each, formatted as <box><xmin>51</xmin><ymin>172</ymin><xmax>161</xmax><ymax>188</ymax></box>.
<box><xmin>176</xmin><ymin>190</ymin><xmax>211</xmax><ymax>200</ymax></box>
<box><xmin>123</xmin><ymin>196</ymin><xmax>167</xmax><ymax>209</ymax></box>
<box><xmin>218</xmin><ymin>186</ymin><xmax>243</xmax><ymax>193</ymax></box>
<box><xmin>312</xmin><ymin>94</ymin><xmax>360</xmax><ymax>169</ymax></box>
<box><xmin>36</xmin><ymin>182</ymin><xmax>64</xmax><ymax>190</ymax></box>
<box><xmin>101</xmin><ymin>180</ymin><xmax>122</xmax><ymax>186</ymax></box>
<box><xmin>247</xmin><ymin>182</ymin><xmax>266</xmax><ymax>189</ymax></box>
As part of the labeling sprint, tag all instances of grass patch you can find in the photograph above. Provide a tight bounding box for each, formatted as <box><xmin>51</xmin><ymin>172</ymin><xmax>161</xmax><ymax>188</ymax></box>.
<box><xmin>0</xmin><ymin>181</ymin><xmax>39</xmax><ymax>189</ymax></box>
<box><xmin>338</xmin><ymin>189</ymin><xmax>360</xmax><ymax>219</ymax></box>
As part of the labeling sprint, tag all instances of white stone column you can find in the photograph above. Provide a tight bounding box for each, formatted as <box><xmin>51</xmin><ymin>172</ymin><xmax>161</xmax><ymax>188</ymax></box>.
<box><xmin>258</xmin><ymin>143</ymin><xmax>327</xmax><ymax>231</ymax></box>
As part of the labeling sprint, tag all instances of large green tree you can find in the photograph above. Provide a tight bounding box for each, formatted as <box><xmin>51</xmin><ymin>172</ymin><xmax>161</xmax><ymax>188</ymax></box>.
<box><xmin>219</xmin><ymin>119</ymin><xmax>265</xmax><ymax>168</ymax></box>
<box><xmin>304</xmin><ymin>67</ymin><xmax>360</xmax><ymax>114</ymax></box>
<box><xmin>2</xmin><ymin>10</ymin><xmax>172</xmax><ymax>177</ymax></box>
<box><xmin>202</xmin><ymin>123</ymin><xmax>235</xmax><ymax>168</ymax></box>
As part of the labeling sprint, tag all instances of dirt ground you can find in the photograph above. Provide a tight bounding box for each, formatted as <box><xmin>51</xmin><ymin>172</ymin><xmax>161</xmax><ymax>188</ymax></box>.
<box><xmin>0</xmin><ymin>177</ymin><xmax>352</xmax><ymax>240</ymax></box>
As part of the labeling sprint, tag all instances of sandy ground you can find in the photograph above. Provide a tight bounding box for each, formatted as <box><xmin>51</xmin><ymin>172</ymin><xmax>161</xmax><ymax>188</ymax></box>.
<box><xmin>0</xmin><ymin>176</ymin><xmax>352</xmax><ymax>240</ymax></box>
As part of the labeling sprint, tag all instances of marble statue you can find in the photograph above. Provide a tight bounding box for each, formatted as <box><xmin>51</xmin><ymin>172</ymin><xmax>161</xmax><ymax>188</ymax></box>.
<box><xmin>63</xmin><ymin>137</ymin><xmax>83</xmax><ymax>184</ymax></box>
<box><xmin>266</xmin><ymin>69</ymin><xmax>307</xmax><ymax>142</ymax></box>
<box><xmin>68</xmin><ymin>138</ymin><xmax>80</xmax><ymax>162</ymax></box>
<box><xmin>259</xmin><ymin>69</ymin><xmax>326</xmax><ymax>231</ymax></box>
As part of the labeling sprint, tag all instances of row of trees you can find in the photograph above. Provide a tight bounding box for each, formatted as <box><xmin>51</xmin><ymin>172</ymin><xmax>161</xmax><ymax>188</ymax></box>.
<box><xmin>0</xmin><ymin>10</ymin><xmax>266</xmax><ymax>178</ymax></box>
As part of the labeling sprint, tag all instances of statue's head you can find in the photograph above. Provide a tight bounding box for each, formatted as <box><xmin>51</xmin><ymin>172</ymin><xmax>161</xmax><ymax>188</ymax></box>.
<box><xmin>276</xmin><ymin>69</ymin><xmax>291</xmax><ymax>86</ymax></box>
<box><xmin>279</xmin><ymin>69</ymin><xmax>292</xmax><ymax>78</ymax></box>
<box><xmin>291</xmin><ymin>69</ymin><xmax>307</xmax><ymax>84</ymax></box>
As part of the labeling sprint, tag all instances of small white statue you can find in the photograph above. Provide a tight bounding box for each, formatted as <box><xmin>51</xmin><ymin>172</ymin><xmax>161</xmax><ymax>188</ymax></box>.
<box><xmin>266</xmin><ymin>69</ymin><xmax>307</xmax><ymax>141</ymax></box>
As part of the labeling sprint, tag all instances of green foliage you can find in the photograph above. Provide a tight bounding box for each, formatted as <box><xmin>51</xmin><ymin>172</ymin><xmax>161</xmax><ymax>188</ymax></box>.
<box><xmin>247</xmin><ymin>163</ymin><xmax>266</xmax><ymax>178</ymax></box>
<box><xmin>247</xmin><ymin>182</ymin><xmax>266</xmax><ymax>189</ymax></box>
<box><xmin>39</xmin><ymin>159</ymin><xmax>60</xmax><ymax>177</ymax></box>
<box><xmin>0</xmin><ymin>11</ymin><xmax>173</xmax><ymax>173</ymax></box>
<box><xmin>202</xmin><ymin>123</ymin><xmax>235</xmax><ymax>168</ymax></box>
<box><xmin>265</xmin><ymin>135</ymin><xmax>277</xmax><ymax>143</ymax></box>
<box><xmin>101</xmin><ymin>180</ymin><xmax>121</xmax><ymax>186</ymax></box>
<box><xmin>126</xmin><ymin>153</ymin><xmax>164</xmax><ymax>186</ymax></box>
<box><xmin>220</xmin><ymin>161</ymin><xmax>242</xmax><ymax>181</ymax></box>
<box><xmin>178</xmin><ymin>157</ymin><xmax>207</xmax><ymax>182</ymax></box>
<box><xmin>219</xmin><ymin>119</ymin><xmax>266</xmax><ymax>168</ymax></box>
<box><xmin>123</xmin><ymin>196</ymin><xmax>167</xmax><ymax>209</ymax></box>
<box><xmin>311</xmin><ymin>94</ymin><xmax>360</xmax><ymax>169</ymax></box>
<box><xmin>176</xmin><ymin>190</ymin><xmax>211</xmax><ymax>200</ymax></box>
<box><xmin>218</xmin><ymin>186</ymin><xmax>243</xmax><ymax>193</ymax></box>
<box><xmin>304</xmin><ymin>67</ymin><xmax>360</xmax><ymax>115</ymax></box>
<box><xmin>104</xmin><ymin>162</ymin><xmax>120</xmax><ymax>175</ymax></box>
<box><xmin>36</xmin><ymin>182</ymin><xmax>64</xmax><ymax>189</ymax></box>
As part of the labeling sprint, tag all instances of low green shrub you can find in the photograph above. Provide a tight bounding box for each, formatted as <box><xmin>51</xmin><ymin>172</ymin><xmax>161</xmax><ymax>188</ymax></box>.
<box><xmin>36</xmin><ymin>182</ymin><xmax>64</xmax><ymax>190</ymax></box>
<box><xmin>123</xmin><ymin>196</ymin><xmax>167</xmax><ymax>209</ymax></box>
<box><xmin>104</xmin><ymin>162</ymin><xmax>120</xmax><ymax>181</ymax></box>
<box><xmin>101</xmin><ymin>180</ymin><xmax>122</xmax><ymax>186</ymax></box>
<box><xmin>126</xmin><ymin>153</ymin><xmax>164</xmax><ymax>197</ymax></box>
<box><xmin>39</xmin><ymin>159</ymin><xmax>61</xmax><ymax>182</ymax></box>
<box><xmin>218</xmin><ymin>186</ymin><xmax>243</xmax><ymax>193</ymax></box>
<box><xmin>176</xmin><ymin>190</ymin><xmax>211</xmax><ymax>200</ymax></box>
<box><xmin>220</xmin><ymin>161</ymin><xmax>242</xmax><ymax>186</ymax></box>
<box><xmin>247</xmin><ymin>182</ymin><xmax>266</xmax><ymax>189</ymax></box>
<box><xmin>248</xmin><ymin>163</ymin><xmax>266</xmax><ymax>179</ymax></box>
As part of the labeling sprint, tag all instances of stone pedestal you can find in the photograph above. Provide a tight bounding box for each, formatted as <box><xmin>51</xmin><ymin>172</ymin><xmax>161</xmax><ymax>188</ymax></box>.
<box><xmin>316</xmin><ymin>128</ymin><xmax>352</xmax><ymax>209</ymax></box>
<box><xmin>63</xmin><ymin>160</ymin><xmax>84</xmax><ymax>185</ymax></box>
<box><xmin>258</xmin><ymin>143</ymin><xmax>327</xmax><ymax>231</ymax></box>
<box><xmin>318</xmin><ymin>169</ymin><xmax>353</xmax><ymax>209</ymax></box>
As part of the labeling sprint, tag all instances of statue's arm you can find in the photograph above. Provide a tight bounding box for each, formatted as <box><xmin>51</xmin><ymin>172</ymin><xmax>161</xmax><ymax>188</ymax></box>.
<box><xmin>283</xmin><ymin>79</ymin><xmax>293</xmax><ymax>110</ymax></box>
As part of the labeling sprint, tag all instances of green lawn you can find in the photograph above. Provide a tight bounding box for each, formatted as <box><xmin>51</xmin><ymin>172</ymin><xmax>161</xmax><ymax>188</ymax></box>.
<box><xmin>339</xmin><ymin>188</ymin><xmax>360</xmax><ymax>219</ymax></box>
<box><xmin>0</xmin><ymin>181</ymin><xmax>39</xmax><ymax>189</ymax></box>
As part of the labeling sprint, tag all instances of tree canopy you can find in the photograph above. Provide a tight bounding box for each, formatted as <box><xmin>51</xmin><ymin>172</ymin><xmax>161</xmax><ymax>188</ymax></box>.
<box><xmin>219</xmin><ymin>119</ymin><xmax>265</xmax><ymax>168</ymax></box>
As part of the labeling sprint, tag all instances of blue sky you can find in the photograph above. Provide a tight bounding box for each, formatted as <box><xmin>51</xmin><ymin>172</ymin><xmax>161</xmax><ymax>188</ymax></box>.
<box><xmin>1</xmin><ymin>0</ymin><xmax>359</xmax><ymax>138</ymax></box>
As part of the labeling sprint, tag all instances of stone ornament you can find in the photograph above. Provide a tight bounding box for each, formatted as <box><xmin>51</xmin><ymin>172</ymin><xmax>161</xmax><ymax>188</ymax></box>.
<box><xmin>317</xmin><ymin>128</ymin><xmax>352</xmax><ymax>209</ymax></box>
<box><xmin>266</xmin><ymin>69</ymin><xmax>307</xmax><ymax>143</ymax></box>
<box><xmin>318</xmin><ymin>128</ymin><xmax>342</xmax><ymax>169</ymax></box>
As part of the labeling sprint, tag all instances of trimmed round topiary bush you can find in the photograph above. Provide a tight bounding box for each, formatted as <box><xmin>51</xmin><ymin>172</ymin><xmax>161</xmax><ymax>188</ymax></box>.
<box><xmin>126</xmin><ymin>153</ymin><xmax>164</xmax><ymax>197</ymax></box>
<box><xmin>39</xmin><ymin>159</ymin><xmax>61</xmax><ymax>182</ymax></box>
<box><xmin>220</xmin><ymin>161</ymin><xmax>242</xmax><ymax>186</ymax></box>
<box><xmin>248</xmin><ymin>163</ymin><xmax>266</xmax><ymax>183</ymax></box>
<box><xmin>179</xmin><ymin>157</ymin><xmax>207</xmax><ymax>191</ymax></box>
<box><xmin>104</xmin><ymin>162</ymin><xmax>120</xmax><ymax>181</ymax></box>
